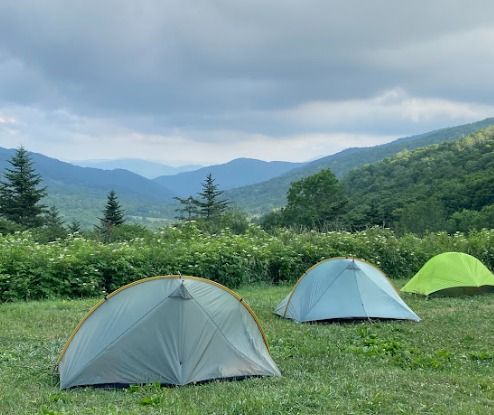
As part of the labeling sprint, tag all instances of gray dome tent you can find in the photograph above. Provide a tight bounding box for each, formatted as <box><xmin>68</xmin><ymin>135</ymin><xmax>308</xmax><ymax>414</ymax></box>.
<box><xmin>274</xmin><ymin>257</ymin><xmax>420</xmax><ymax>323</ymax></box>
<box><xmin>58</xmin><ymin>275</ymin><xmax>280</xmax><ymax>389</ymax></box>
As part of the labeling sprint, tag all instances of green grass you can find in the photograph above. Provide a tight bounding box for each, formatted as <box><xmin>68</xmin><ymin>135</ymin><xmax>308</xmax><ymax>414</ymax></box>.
<box><xmin>1</xmin><ymin>282</ymin><xmax>493</xmax><ymax>414</ymax></box>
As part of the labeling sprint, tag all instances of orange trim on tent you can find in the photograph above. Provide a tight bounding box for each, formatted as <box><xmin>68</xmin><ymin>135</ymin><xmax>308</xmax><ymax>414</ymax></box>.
<box><xmin>57</xmin><ymin>275</ymin><xmax>270</xmax><ymax>365</ymax></box>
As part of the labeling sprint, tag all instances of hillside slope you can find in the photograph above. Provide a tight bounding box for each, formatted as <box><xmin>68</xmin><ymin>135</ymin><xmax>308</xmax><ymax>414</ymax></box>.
<box><xmin>0</xmin><ymin>148</ymin><xmax>175</xmax><ymax>226</ymax></box>
<box><xmin>343</xmin><ymin>126</ymin><xmax>494</xmax><ymax>232</ymax></box>
<box><xmin>154</xmin><ymin>158</ymin><xmax>303</xmax><ymax>196</ymax></box>
<box><xmin>225</xmin><ymin>118</ymin><xmax>494</xmax><ymax>214</ymax></box>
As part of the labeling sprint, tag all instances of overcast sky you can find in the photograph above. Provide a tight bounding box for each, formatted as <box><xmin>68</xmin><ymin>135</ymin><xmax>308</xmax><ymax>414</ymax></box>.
<box><xmin>1</xmin><ymin>0</ymin><xmax>494</xmax><ymax>165</ymax></box>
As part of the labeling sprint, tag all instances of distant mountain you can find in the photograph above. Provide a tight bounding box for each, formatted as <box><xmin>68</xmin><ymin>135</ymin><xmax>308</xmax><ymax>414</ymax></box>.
<box><xmin>225</xmin><ymin>117</ymin><xmax>494</xmax><ymax>214</ymax></box>
<box><xmin>0</xmin><ymin>148</ymin><xmax>175</xmax><ymax>226</ymax></box>
<box><xmin>153</xmin><ymin>158</ymin><xmax>304</xmax><ymax>197</ymax></box>
<box><xmin>3</xmin><ymin>118</ymin><xmax>493</xmax><ymax>227</ymax></box>
<box><xmin>73</xmin><ymin>158</ymin><xmax>201</xmax><ymax>179</ymax></box>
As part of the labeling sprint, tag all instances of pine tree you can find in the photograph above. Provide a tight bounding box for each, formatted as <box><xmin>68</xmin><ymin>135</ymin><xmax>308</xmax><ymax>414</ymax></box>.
<box><xmin>68</xmin><ymin>220</ymin><xmax>81</xmax><ymax>234</ymax></box>
<box><xmin>98</xmin><ymin>190</ymin><xmax>125</xmax><ymax>228</ymax></box>
<box><xmin>0</xmin><ymin>146</ymin><xmax>47</xmax><ymax>227</ymax></box>
<box><xmin>196</xmin><ymin>174</ymin><xmax>229</xmax><ymax>220</ymax></box>
<box><xmin>39</xmin><ymin>205</ymin><xmax>67</xmax><ymax>241</ymax></box>
<box><xmin>95</xmin><ymin>190</ymin><xmax>125</xmax><ymax>242</ymax></box>
<box><xmin>44</xmin><ymin>205</ymin><xmax>64</xmax><ymax>228</ymax></box>
<box><xmin>174</xmin><ymin>196</ymin><xmax>199</xmax><ymax>221</ymax></box>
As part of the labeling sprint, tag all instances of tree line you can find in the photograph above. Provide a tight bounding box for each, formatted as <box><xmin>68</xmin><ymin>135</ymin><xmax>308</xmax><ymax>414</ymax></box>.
<box><xmin>3</xmin><ymin>125</ymin><xmax>494</xmax><ymax>240</ymax></box>
<box><xmin>0</xmin><ymin>147</ymin><xmax>243</xmax><ymax>241</ymax></box>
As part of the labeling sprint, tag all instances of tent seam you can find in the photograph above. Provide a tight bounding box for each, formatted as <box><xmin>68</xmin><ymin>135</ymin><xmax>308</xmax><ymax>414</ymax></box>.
<box><xmin>191</xmin><ymin>298</ymin><xmax>271</xmax><ymax>374</ymax></box>
<box><xmin>353</xmin><ymin>270</ymin><xmax>369</xmax><ymax>318</ymax></box>
<box><xmin>62</xmin><ymin>295</ymin><xmax>175</xmax><ymax>386</ymax></box>
<box><xmin>298</xmin><ymin>265</ymin><xmax>350</xmax><ymax>321</ymax></box>
<box><xmin>357</xmin><ymin>270</ymin><xmax>418</xmax><ymax>319</ymax></box>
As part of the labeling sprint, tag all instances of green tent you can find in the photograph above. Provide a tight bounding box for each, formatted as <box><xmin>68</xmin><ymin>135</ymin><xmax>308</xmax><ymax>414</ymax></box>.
<box><xmin>401</xmin><ymin>252</ymin><xmax>494</xmax><ymax>296</ymax></box>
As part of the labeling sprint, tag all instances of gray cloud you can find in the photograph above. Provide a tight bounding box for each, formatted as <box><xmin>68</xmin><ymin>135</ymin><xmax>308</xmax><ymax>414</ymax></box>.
<box><xmin>0</xmin><ymin>0</ymin><xmax>493</xmax><ymax>162</ymax></box>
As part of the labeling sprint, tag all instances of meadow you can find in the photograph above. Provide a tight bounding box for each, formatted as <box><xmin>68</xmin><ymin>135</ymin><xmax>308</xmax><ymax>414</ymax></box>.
<box><xmin>1</xmin><ymin>282</ymin><xmax>493</xmax><ymax>415</ymax></box>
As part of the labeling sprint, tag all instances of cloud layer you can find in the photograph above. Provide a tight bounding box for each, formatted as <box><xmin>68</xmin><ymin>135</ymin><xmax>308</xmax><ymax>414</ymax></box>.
<box><xmin>0</xmin><ymin>1</ymin><xmax>493</xmax><ymax>163</ymax></box>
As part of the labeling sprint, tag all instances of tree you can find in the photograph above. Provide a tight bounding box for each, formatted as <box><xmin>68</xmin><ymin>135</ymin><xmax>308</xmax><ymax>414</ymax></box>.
<box><xmin>99</xmin><ymin>190</ymin><xmax>125</xmax><ymax>227</ymax></box>
<box><xmin>196</xmin><ymin>174</ymin><xmax>229</xmax><ymax>220</ymax></box>
<box><xmin>95</xmin><ymin>190</ymin><xmax>125</xmax><ymax>241</ymax></box>
<box><xmin>67</xmin><ymin>220</ymin><xmax>81</xmax><ymax>234</ymax></box>
<box><xmin>174</xmin><ymin>196</ymin><xmax>199</xmax><ymax>221</ymax></box>
<box><xmin>260</xmin><ymin>209</ymin><xmax>285</xmax><ymax>230</ymax></box>
<box><xmin>0</xmin><ymin>218</ymin><xmax>23</xmax><ymax>234</ymax></box>
<box><xmin>0</xmin><ymin>146</ymin><xmax>47</xmax><ymax>227</ymax></box>
<box><xmin>396</xmin><ymin>199</ymin><xmax>447</xmax><ymax>235</ymax></box>
<box><xmin>44</xmin><ymin>205</ymin><xmax>64</xmax><ymax>228</ymax></box>
<box><xmin>282</xmin><ymin>169</ymin><xmax>347</xmax><ymax>230</ymax></box>
<box><xmin>34</xmin><ymin>205</ymin><xmax>67</xmax><ymax>242</ymax></box>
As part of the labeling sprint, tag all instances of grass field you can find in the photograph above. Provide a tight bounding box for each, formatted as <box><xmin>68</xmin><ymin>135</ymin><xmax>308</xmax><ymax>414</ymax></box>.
<box><xmin>1</xmin><ymin>282</ymin><xmax>493</xmax><ymax>414</ymax></box>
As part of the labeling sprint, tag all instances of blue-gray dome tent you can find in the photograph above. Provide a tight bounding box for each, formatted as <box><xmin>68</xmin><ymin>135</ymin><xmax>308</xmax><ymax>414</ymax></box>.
<box><xmin>274</xmin><ymin>258</ymin><xmax>419</xmax><ymax>323</ymax></box>
<box><xmin>58</xmin><ymin>275</ymin><xmax>280</xmax><ymax>389</ymax></box>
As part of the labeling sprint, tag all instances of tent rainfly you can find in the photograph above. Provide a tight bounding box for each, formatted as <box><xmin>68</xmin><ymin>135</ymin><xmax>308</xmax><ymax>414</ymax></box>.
<box><xmin>401</xmin><ymin>252</ymin><xmax>494</xmax><ymax>296</ymax></box>
<box><xmin>58</xmin><ymin>275</ymin><xmax>280</xmax><ymax>389</ymax></box>
<box><xmin>274</xmin><ymin>257</ymin><xmax>420</xmax><ymax>323</ymax></box>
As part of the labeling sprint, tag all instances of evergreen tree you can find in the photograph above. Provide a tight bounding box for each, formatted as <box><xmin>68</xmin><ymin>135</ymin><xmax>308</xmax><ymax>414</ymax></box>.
<box><xmin>0</xmin><ymin>146</ymin><xmax>47</xmax><ymax>227</ymax></box>
<box><xmin>196</xmin><ymin>174</ymin><xmax>229</xmax><ymax>219</ymax></box>
<box><xmin>68</xmin><ymin>219</ymin><xmax>81</xmax><ymax>234</ymax></box>
<box><xmin>97</xmin><ymin>190</ymin><xmax>125</xmax><ymax>229</ymax></box>
<box><xmin>44</xmin><ymin>205</ymin><xmax>64</xmax><ymax>228</ymax></box>
<box><xmin>174</xmin><ymin>195</ymin><xmax>199</xmax><ymax>221</ymax></box>
<box><xmin>0</xmin><ymin>218</ymin><xmax>23</xmax><ymax>234</ymax></box>
<box><xmin>37</xmin><ymin>205</ymin><xmax>67</xmax><ymax>241</ymax></box>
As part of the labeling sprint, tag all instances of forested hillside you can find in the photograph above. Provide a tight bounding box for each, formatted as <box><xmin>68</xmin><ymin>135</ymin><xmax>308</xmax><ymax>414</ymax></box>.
<box><xmin>226</xmin><ymin>118</ymin><xmax>494</xmax><ymax>214</ymax></box>
<box><xmin>0</xmin><ymin>148</ymin><xmax>175</xmax><ymax>226</ymax></box>
<box><xmin>2</xmin><ymin>119</ymin><xmax>494</xmax><ymax>228</ymax></box>
<box><xmin>343</xmin><ymin>126</ymin><xmax>494</xmax><ymax>233</ymax></box>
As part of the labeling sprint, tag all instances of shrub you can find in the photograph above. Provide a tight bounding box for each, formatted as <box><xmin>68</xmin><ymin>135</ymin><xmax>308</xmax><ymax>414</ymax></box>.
<box><xmin>0</xmin><ymin>225</ymin><xmax>493</xmax><ymax>302</ymax></box>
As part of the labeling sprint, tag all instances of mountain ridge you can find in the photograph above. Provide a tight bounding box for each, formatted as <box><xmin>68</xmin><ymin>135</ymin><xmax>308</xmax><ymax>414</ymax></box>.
<box><xmin>1</xmin><ymin>117</ymin><xmax>494</xmax><ymax>225</ymax></box>
<box><xmin>154</xmin><ymin>157</ymin><xmax>304</xmax><ymax>196</ymax></box>
<box><xmin>225</xmin><ymin>117</ymin><xmax>494</xmax><ymax>214</ymax></box>
<box><xmin>73</xmin><ymin>158</ymin><xmax>202</xmax><ymax>179</ymax></box>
